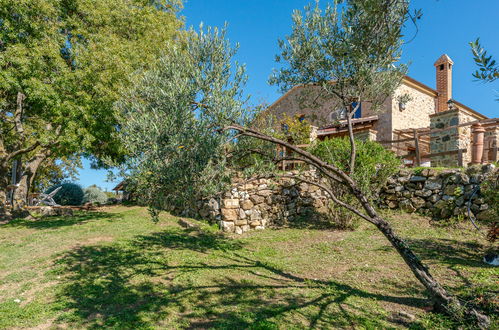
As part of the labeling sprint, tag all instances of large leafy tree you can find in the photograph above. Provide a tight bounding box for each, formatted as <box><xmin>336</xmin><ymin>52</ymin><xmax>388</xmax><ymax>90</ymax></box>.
<box><xmin>119</xmin><ymin>1</ymin><xmax>490</xmax><ymax>326</ymax></box>
<box><xmin>0</xmin><ymin>0</ymin><xmax>183</xmax><ymax>214</ymax></box>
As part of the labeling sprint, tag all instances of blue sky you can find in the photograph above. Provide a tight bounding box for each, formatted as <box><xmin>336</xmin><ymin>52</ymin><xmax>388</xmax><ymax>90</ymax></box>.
<box><xmin>77</xmin><ymin>0</ymin><xmax>499</xmax><ymax>190</ymax></box>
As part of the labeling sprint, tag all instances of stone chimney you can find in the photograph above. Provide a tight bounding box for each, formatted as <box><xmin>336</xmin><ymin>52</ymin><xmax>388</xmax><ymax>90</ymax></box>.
<box><xmin>434</xmin><ymin>54</ymin><xmax>454</xmax><ymax>112</ymax></box>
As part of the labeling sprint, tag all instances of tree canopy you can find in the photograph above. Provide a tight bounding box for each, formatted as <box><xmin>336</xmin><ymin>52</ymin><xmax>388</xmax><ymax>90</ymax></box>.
<box><xmin>0</xmin><ymin>0</ymin><xmax>184</xmax><ymax>212</ymax></box>
<box><xmin>117</xmin><ymin>26</ymin><xmax>248</xmax><ymax>215</ymax></box>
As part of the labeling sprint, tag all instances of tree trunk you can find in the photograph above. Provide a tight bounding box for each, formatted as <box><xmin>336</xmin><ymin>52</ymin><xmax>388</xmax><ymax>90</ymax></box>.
<box><xmin>374</xmin><ymin>219</ymin><xmax>489</xmax><ymax>327</ymax></box>
<box><xmin>0</xmin><ymin>164</ymin><xmax>10</xmax><ymax>218</ymax></box>
<box><xmin>12</xmin><ymin>151</ymin><xmax>49</xmax><ymax>210</ymax></box>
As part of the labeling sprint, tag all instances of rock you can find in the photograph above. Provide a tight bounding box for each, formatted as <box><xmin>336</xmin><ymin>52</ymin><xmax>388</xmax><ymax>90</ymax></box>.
<box><xmin>250</xmin><ymin>220</ymin><xmax>261</xmax><ymax>227</ymax></box>
<box><xmin>241</xmin><ymin>225</ymin><xmax>250</xmax><ymax>233</ymax></box>
<box><xmin>441</xmin><ymin>195</ymin><xmax>454</xmax><ymax>202</ymax></box>
<box><xmin>250</xmin><ymin>211</ymin><xmax>262</xmax><ymax>221</ymax></box>
<box><xmin>239</xmin><ymin>208</ymin><xmax>247</xmax><ymax>219</ymax></box>
<box><xmin>255</xmin><ymin>226</ymin><xmax>265</xmax><ymax>230</ymax></box>
<box><xmin>415</xmin><ymin>190</ymin><xmax>432</xmax><ymax>198</ymax></box>
<box><xmin>455</xmin><ymin>173</ymin><xmax>470</xmax><ymax>184</ymax></box>
<box><xmin>428</xmin><ymin>194</ymin><xmax>440</xmax><ymax>203</ymax></box>
<box><xmin>410</xmin><ymin>197</ymin><xmax>426</xmax><ymax>209</ymax></box>
<box><xmin>387</xmin><ymin>201</ymin><xmax>398</xmax><ymax>209</ymax></box>
<box><xmin>257</xmin><ymin>190</ymin><xmax>273</xmax><ymax>197</ymax></box>
<box><xmin>434</xmin><ymin>200</ymin><xmax>448</xmax><ymax>210</ymax></box>
<box><xmin>399</xmin><ymin>199</ymin><xmax>416</xmax><ymax>213</ymax></box>
<box><xmin>221</xmin><ymin>208</ymin><xmax>238</xmax><ymax>221</ymax></box>
<box><xmin>393</xmin><ymin>311</ymin><xmax>416</xmax><ymax>323</ymax></box>
<box><xmin>397</xmin><ymin>176</ymin><xmax>410</xmax><ymax>183</ymax></box>
<box><xmin>235</xmin><ymin>219</ymin><xmax>248</xmax><ymax>226</ymax></box>
<box><xmin>386</xmin><ymin>194</ymin><xmax>398</xmax><ymax>201</ymax></box>
<box><xmin>250</xmin><ymin>195</ymin><xmax>265</xmax><ymax>204</ymax></box>
<box><xmin>222</xmin><ymin>199</ymin><xmax>239</xmax><ymax>209</ymax></box>
<box><xmin>471</xmin><ymin>204</ymin><xmax>480</xmax><ymax>213</ymax></box>
<box><xmin>220</xmin><ymin>221</ymin><xmax>235</xmax><ymax>232</ymax></box>
<box><xmin>443</xmin><ymin>184</ymin><xmax>458</xmax><ymax>196</ymax></box>
<box><xmin>480</xmin><ymin>204</ymin><xmax>489</xmax><ymax>211</ymax></box>
<box><xmin>199</xmin><ymin>207</ymin><xmax>210</xmax><ymax>218</ymax></box>
<box><xmin>240</xmin><ymin>199</ymin><xmax>254</xmax><ymax>210</ymax></box>
<box><xmin>235</xmin><ymin>226</ymin><xmax>243</xmax><ymax>235</ymax></box>
<box><xmin>178</xmin><ymin>219</ymin><xmax>198</xmax><ymax>229</ymax></box>
<box><xmin>482</xmin><ymin>163</ymin><xmax>496</xmax><ymax>174</ymax></box>
<box><xmin>424</xmin><ymin>180</ymin><xmax>442</xmax><ymax>190</ymax></box>
<box><xmin>440</xmin><ymin>207</ymin><xmax>453</xmax><ymax>218</ymax></box>
<box><xmin>409</xmin><ymin>176</ymin><xmax>426</xmax><ymax>183</ymax></box>
<box><xmin>394</xmin><ymin>185</ymin><xmax>404</xmax><ymax>192</ymax></box>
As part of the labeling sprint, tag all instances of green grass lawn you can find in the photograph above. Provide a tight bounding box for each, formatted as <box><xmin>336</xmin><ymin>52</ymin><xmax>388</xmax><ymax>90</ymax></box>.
<box><xmin>0</xmin><ymin>206</ymin><xmax>497</xmax><ymax>329</ymax></box>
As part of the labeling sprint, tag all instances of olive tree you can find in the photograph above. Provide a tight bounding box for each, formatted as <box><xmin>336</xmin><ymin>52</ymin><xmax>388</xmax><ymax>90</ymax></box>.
<box><xmin>119</xmin><ymin>1</ymin><xmax>490</xmax><ymax>326</ymax></box>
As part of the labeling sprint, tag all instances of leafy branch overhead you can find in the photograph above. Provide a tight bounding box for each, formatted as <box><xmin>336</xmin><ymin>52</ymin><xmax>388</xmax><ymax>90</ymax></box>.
<box><xmin>470</xmin><ymin>38</ymin><xmax>498</xmax><ymax>83</ymax></box>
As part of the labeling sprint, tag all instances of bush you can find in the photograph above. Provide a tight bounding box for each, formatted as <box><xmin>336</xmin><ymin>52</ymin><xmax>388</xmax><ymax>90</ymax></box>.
<box><xmin>310</xmin><ymin>137</ymin><xmax>401</xmax><ymax>229</ymax></box>
<box><xmin>311</xmin><ymin>137</ymin><xmax>400</xmax><ymax>200</ymax></box>
<box><xmin>45</xmin><ymin>183</ymin><xmax>84</xmax><ymax>206</ymax></box>
<box><xmin>83</xmin><ymin>185</ymin><xmax>108</xmax><ymax>205</ymax></box>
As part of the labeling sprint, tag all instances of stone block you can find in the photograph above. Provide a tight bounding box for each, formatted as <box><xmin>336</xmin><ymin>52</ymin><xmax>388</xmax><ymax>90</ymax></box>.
<box><xmin>223</xmin><ymin>199</ymin><xmax>240</xmax><ymax>209</ymax></box>
<box><xmin>221</xmin><ymin>208</ymin><xmax>238</xmax><ymax>221</ymax></box>
<box><xmin>240</xmin><ymin>199</ymin><xmax>254</xmax><ymax>210</ymax></box>
<box><xmin>220</xmin><ymin>221</ymin><xmax>235</xmax><ymax>232</ymax></box>
<box><xmin>235</xmin><ymin>219</ymin><xmax>248</xmax><ymax>226</ymax></box>
<box><xmin>410</xmin><ymin>197</ymin><xmax>426</xmax><ymax>209</ymax></box>
<box><xmin>424</xmin><ymin>180</ymin><xmax>442</xmax><ymax>190</ymax></box>
<box><xmin>409</xmin><ymin>176</ymin><xmax>426</xmax><ymax>183</ymax></box>
<box><xmin>399</xmin><ymin>199</ymin><xmax>415</xmax><ymax>213</ymax></box>
<box><xmin>250</xmin><ymin>220</ymin><xmax>261</xmax><ymax>227</ymax></box>
<box><xmin>250</xmin><ymin>195</ymin><xmax>265</xmax><ymax>204</ymax></box>
<box><xmin>257</xmin><ymin>190</ymin><xmax>273</xmax><ymax>197</ymax></box>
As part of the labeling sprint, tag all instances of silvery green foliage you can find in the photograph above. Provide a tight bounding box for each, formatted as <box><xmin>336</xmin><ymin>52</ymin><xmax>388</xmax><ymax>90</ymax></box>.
<box><xmin>83</xmin><ymin>185</ymin><xmax>108</xmax><ymax>205</ymax></box>
<box><xmin>117</xmin><ymin>26</ymin><xmax>248</xmax><ymax>214</ymax></box>
<box><xmin>270</xmin><ymin>0</ymin><xmax>410</xmax><ymax>113</ymax></box>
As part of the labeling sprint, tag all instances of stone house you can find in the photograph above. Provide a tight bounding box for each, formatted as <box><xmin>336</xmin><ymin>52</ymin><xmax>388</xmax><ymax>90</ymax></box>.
<box><xmin>263</xmin><ymin>54</ymin><xmax>498</xmax><ymax>167</ymax></box>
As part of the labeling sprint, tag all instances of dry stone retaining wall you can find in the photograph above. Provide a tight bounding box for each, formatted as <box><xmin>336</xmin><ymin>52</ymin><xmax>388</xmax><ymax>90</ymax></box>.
<box><xmin>379</xmin><ymin>164</ymin><xmax>496</xmax><ymax>220</ymax></box>
<box><xmin>192</xmin><ymin>165</ymin><xmax>496</xmax><ymax>234</ymax></box>
<box><xmin>194</xmin><ymin>171</ymin><xmax>332</xmax><ymax>234</ymax></box>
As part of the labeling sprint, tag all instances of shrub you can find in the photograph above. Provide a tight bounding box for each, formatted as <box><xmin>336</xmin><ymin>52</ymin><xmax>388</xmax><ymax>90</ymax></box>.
<box><xmin>311</xmin><ymin>137</ymin><xmax>401</xmax><ymax>200</ymax></box>
<box><xmin>83</xmin><ymin>185</ymin><xmax>108</xmax><ymax>205</ymax></box>
<box><xmin>310</xmin><ymin>137</ymin><xmax>401</xmax><ymax>229</ymax></box>
<box><xmin>45</xmin><ymin>183</ymin><xmax>84</xmax><ymax>206</ymax></box>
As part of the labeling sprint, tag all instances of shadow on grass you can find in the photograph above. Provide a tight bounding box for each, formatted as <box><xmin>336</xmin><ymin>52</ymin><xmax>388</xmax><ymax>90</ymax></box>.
<box><xmin>52</xmin><ymin>226</ymin><xmax>428</xmax><ymax>329</ymax></box>
<box><xmin>4</xmin><ymin>211</ymin><xmax>120</xmax><ymax>229</ymax></box>
<box><xmin>406</xmin><ymin>238</ymin><xmax>487</xmax><ymax>269</ymax></box>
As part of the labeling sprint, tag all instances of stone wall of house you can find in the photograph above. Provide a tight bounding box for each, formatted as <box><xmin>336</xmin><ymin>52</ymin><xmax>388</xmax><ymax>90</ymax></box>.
<box><xmin>378</xmin><ymin>164</ymin><xmax>496</xmax><ymax>220</ymax></box>
<box><xmin>354</xmin><ymin>129</ymin><xmax>377</xmax><ymax>141</ymax></box>
<box><xmin>390</xmin><ymin>82</ymin><xmax>437</xmax><ymax>138</ymax></box>
<box><xmin>194</xmin><ymin>171</ymin><xmax>332</xmax><ymax>234</ymax></box>
<box><xmin>429</xmin><ymin>109</ymin><xmax>475</xmax><ymax>167</ymax></box>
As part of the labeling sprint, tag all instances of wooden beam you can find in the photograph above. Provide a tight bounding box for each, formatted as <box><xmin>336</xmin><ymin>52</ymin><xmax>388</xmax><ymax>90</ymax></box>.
<box><xmin>414</xmin><ymin>129</ymin><xmax>421</xmax><ymax>166</ymax></box>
